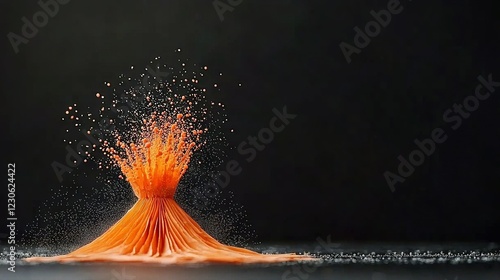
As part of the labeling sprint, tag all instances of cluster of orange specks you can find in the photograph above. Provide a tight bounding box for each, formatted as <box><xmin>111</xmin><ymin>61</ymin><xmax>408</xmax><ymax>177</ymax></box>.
<box><xmin>107</xmin><ymin>113</ymin><xmax>202</xmax><ymax>199</ymax></box>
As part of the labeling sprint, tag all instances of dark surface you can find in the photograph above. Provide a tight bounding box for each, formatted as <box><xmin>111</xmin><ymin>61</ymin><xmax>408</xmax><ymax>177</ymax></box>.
<box><xmin>2</xmin><ymin>263</ymin><xmax>499</xmax><ymax>280</ymax></box>
<box><xmin>1</xmin><ymin>0</ymin><xmax>500</xmax><ymax>243</ymax></box>
<box><xmin>1</xmin><ymin>243</ymin><xmax>500</xmax><ymax>280</ymax></box>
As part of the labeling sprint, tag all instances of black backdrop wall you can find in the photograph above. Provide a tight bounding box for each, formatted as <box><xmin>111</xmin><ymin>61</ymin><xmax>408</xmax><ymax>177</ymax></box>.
<box><xmin>1</xmin><ymin>0</ymin><xmax>499</xmax><ymax>244</ymax></box>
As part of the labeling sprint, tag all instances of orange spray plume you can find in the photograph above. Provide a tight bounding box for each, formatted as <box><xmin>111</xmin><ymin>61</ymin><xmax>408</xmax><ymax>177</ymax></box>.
<box><xmin>26</xmin><ymin>113</ymin><xmax>313</xmax><ymax>264</ymax></box>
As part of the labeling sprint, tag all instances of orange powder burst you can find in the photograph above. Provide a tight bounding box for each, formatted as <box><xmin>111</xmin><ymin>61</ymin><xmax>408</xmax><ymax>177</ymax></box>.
<box><xmin>26</xmin><ymin>113</ymin><xmax>313</xmax><ymax>264</ymax></box>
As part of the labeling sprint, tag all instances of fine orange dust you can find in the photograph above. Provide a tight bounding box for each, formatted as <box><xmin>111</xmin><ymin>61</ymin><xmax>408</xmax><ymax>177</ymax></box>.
<box><xmin>26</xmin><ymin>112</ymin><xmax>313</xmax><ymax>264</ymax></box>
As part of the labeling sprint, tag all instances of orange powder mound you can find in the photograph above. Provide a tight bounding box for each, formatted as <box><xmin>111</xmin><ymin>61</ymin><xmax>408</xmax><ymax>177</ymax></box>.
<box><xmin>26</xmin><ymin>114</ymin><xmax>313</xmax><ymax>264</ymax></box>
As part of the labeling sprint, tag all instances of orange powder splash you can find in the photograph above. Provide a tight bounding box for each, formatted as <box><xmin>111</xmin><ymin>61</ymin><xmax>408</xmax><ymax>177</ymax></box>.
<box><xmin>26</xmin><ymin>113</ymin><xmax>313</xmax><ymax>264</ymax></box>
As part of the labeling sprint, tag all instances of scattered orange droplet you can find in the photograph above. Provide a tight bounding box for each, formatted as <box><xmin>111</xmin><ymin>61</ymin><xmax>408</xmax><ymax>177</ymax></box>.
<box><xmin>26</xmin><ymin>58</ymin><xmax>314</xmax><ymax>265</ymax></box>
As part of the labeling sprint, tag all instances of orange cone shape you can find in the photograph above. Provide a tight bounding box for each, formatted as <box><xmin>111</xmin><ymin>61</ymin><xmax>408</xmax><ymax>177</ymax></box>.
<box><xmin>26</xmin><ymin>115</ymin><xmax>312</xmax><ymax>264</ymax></box>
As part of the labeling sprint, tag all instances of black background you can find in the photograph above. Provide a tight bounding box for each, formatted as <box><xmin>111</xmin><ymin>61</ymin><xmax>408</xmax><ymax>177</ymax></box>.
<box><xmin>1</xmin><ymin>0</ymin><xmax>499</xmax><ymax>244</ymax></box>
